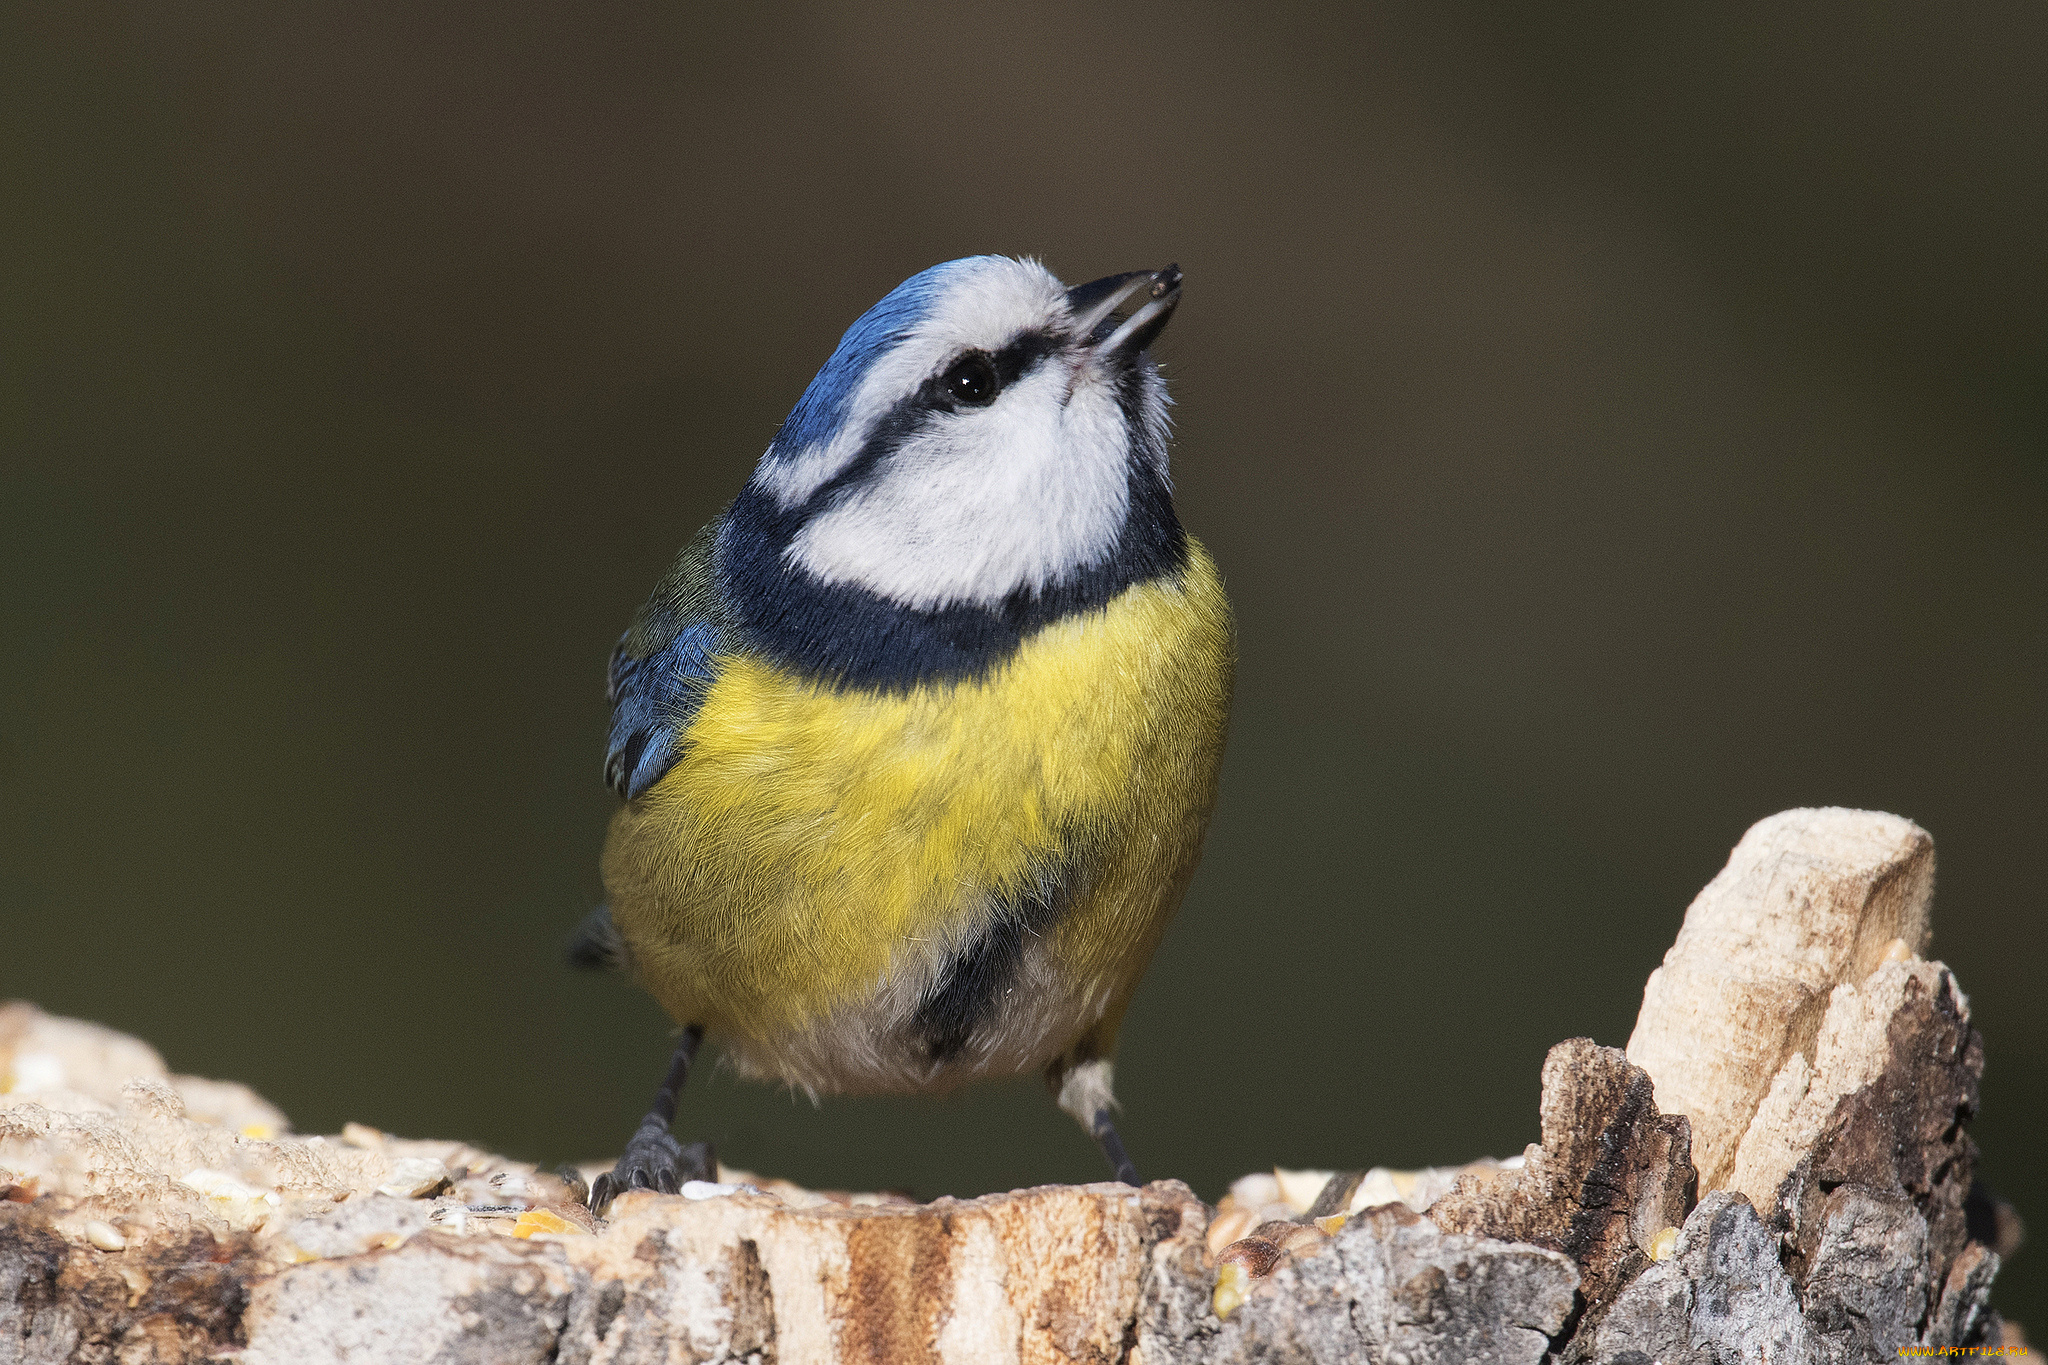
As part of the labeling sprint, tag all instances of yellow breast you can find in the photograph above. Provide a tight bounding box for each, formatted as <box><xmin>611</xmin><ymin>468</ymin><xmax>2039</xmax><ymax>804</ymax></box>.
<box><xmin>601</xmin><ymin>539</ymin><xmax>1234</xmax><ymax>1052</ymax></box>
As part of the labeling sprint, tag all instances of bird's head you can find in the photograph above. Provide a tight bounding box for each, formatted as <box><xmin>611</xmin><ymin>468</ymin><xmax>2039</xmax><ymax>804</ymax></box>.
<box><xmin>740</xmin><ymin>255</ymin><xmax>1185</xmax><ymax>613</ymax></box>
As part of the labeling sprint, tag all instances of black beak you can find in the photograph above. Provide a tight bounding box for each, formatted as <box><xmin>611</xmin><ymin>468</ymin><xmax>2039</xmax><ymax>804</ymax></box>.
<box><xmin>1064</xmin><ymin>265</ymin><xmax>1183</xmax><ymax>360</ymax></box>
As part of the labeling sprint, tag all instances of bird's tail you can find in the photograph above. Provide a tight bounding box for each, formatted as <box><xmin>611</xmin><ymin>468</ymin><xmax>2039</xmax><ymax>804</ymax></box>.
<box><xmin>566</xmin><ymin>905</ymin><xmax>628</xmax><ymax>972</ymax></box>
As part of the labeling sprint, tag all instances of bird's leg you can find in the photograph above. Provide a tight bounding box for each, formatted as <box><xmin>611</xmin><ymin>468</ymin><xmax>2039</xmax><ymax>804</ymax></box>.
<box><xmin>1087</xmin><ymin>1108</ymin><xmax>1142</xmax><ymax>1187</ymax></box>
<box><xmin>589</xmin><ymin>1024</ymin><xmax>715</xmax><ymax>1214</ymax></box>
<box><xmin>1050</xmin><ymin>1054</ymin><xmax>1141</xmax><ymax>1186</ymax></box>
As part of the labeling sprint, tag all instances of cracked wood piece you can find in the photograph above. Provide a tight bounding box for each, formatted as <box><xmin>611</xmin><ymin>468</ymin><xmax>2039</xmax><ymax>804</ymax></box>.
<box><xmin>1625</xmin><ymin>807</ymin><xmax>1934</xmax><ymax>1192</ymax></box>
<box><xmin>1799</xmin><ymin>1186</ymin><xmax>1933</xmax><ymax>1360</ymax></box>
<box><xmin>555</xmin><ymin>1180</ymin><xmax>1203</xmax><ymax>1365</ymax></box>
<box><xmin>0</xmin><ymin>1181</ymin><xmax>1209</xmax><ymax>1365</ymax></box>
<box><xmin>0</xmin><ymin>1207</ymin><xmax>262</xmax><ymax>1365</ymax></box>
<box><xmin>1582</xmin><ymin>1191</ymin><xmax>1816</xmax><ymax>1364</ymax></box>
<box><xmin>242</xmin><ymin>1232</ymin><xmax>579</xmax><ymax>1364</ymax></box>
<box><xmin>1427</xmin><ymin>1037</ymin><xmax>1696</xmax><ymax>1313</ymax></box>
<box><xmin>1138</xmin><ymin>1203</ymin><xmax>1579</xmax><ymax>1365</ymax></box>
<box><xmin>1584</xmin><ymin>1182</ymin><xmax>2007</xmax><ymax>1363</ymax></box>
<box><xmin>1742</xmin><ymin>959</ymin><xmax>1986</xmax><ymax>1307</ymax></box>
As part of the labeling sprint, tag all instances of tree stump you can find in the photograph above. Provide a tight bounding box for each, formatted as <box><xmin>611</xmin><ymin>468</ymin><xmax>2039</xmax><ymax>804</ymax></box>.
<box><xmin>0</xmin><ymin>808</ymin><xmax>2019</xmax><ymax>1363</ymax></box>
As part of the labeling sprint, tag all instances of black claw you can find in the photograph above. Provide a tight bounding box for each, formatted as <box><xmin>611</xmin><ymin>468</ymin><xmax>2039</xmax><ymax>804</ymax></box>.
<box><xmin>587</xmin><ymin>1125</ymin><xmax>720</xmax><ymax>1215</ymax></box>
<box><xmin>588</xmin><ymin>1026</ymin><xmax>712</xmax><ymax>1217</ymax></box>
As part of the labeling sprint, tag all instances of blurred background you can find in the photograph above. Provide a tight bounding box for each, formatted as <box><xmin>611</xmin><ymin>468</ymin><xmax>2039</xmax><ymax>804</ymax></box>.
<box><xmin>3</xmin><ymin>0</ymin><xmax>2041</xmax><ymax>1319</ymax></box>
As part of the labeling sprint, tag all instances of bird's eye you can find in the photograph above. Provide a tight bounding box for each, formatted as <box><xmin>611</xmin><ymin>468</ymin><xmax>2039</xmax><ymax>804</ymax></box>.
<box><xmin>943</xmin><ymin>353</ymin><xmax>1000</xmax><ymax>406</ymax></box>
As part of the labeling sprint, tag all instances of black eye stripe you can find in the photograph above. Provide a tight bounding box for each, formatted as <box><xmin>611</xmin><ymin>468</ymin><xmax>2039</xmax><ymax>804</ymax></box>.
<box><xmin>802</xmin><ymin>326</ymin><xmax>1076</xmax><ymax>509</ymax></box>
<box><xmin>928</xmin><ymin>328</ymin><xmax>1063</xmax><ymax>410</ymax></box>
<box><xmin>991</xmin><ymin>329</ymin><xmax>1062</xmax><ymax>383</ymax></box>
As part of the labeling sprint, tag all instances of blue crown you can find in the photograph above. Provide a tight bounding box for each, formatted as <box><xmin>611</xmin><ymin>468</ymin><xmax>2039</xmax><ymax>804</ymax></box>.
<box><xmin>768</xmin><ymin>256</ymin><xmax>1002</xmax><ymax>456</ymax></box>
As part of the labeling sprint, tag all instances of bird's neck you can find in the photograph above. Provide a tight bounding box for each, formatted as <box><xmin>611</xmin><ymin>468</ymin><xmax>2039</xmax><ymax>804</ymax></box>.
<box><xmin>716</xmin><ymin>474</ymin><xmax>1186</xmax><ymax>691</ymax></box>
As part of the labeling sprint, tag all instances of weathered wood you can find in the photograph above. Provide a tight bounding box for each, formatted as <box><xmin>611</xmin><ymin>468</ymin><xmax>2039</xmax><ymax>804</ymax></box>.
<box><xmin>1624</xmin><ymin>807</ymin><xmax>1934</xmax><ymax>1193</ymax></box>
<box><xmin>0</xmin><ymin>808</ymin><xmax>2017</xmax><ymax>1363</ymax></box>
<box><xmin>1138</xmin><ymin>1202</ymin><xmax>1581</xmax><ymax>1365</ymax></box>
<box><xmin>1428</xmin><ymin>1039</ymin><xmax>1696</xmax><ymax>1308</ymax></box>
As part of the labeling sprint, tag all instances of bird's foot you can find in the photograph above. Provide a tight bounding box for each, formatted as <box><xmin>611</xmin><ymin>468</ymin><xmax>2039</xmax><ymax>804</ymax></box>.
<box><xmin>587</xmin><ymin>1116</ymin><xmax>716</xmax><ymax>1214</ymax></box>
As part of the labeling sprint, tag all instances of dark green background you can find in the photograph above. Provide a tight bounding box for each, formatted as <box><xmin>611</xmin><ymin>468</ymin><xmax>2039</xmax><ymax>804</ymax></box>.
<box><xmin>4</xmin><ymin>0</ymin><xmax>2041</xmax><ymax>1322</ymax></box>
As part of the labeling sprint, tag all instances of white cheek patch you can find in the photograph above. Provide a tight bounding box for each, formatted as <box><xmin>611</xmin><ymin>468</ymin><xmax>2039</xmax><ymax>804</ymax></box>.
<box><xmin>755</xmin><ymin>432</ymin><xmax>859</xmax><ymax>509</ymax></box>
<box><xmin>788</xmin><ymin>367</ymin><xmax>1133</xmax><ymax>610</ymax></box>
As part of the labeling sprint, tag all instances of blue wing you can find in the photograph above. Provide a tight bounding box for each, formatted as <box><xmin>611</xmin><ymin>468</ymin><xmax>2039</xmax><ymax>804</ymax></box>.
<box><xmin>604</xmin><ymin>620</ymin><xmax>720</xmax><ymax>799</ymax></box>
<box><xmin>605</xmin><ymin>518</ymin><xmax>730</xmax><ymax>800</ymax></box>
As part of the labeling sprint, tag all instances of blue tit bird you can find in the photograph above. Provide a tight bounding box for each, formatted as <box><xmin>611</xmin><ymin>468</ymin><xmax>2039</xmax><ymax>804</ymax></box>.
<box><xmin>572</xmin><ymin>255</ymin><xmax>1233</xmax><ymax>1211</ymax></box>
